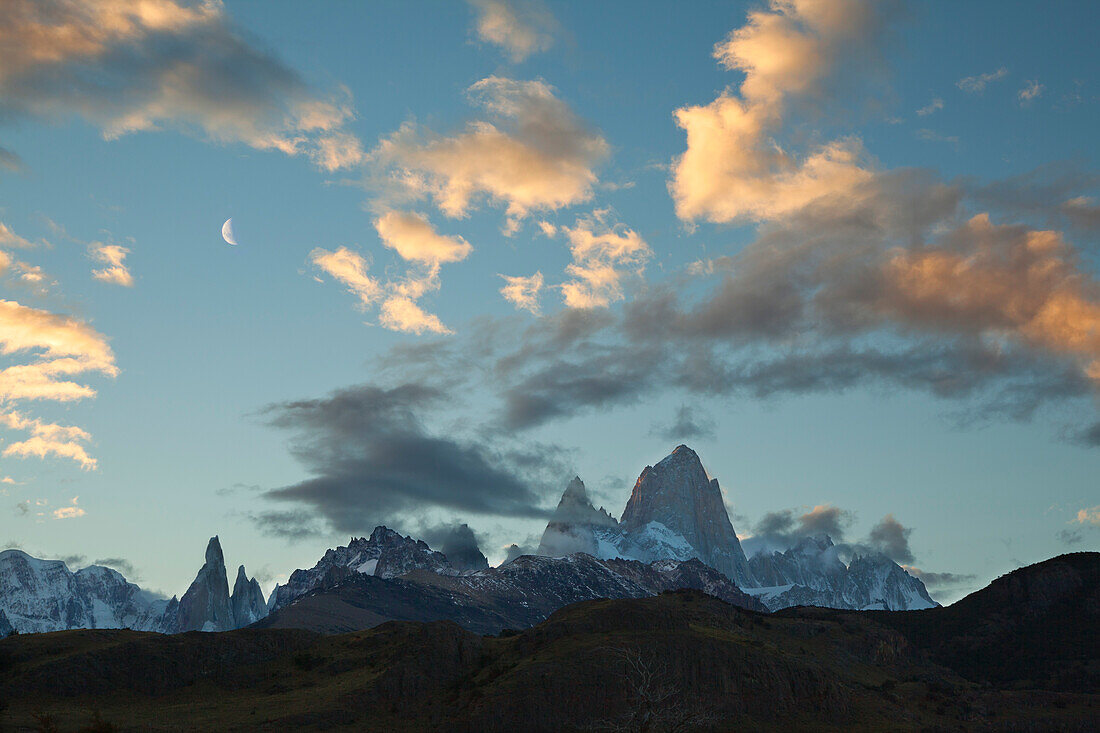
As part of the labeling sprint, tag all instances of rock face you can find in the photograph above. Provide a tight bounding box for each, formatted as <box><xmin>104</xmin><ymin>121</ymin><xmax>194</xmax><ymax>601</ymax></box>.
<box><xmin>270</xmin><ymin>526</ymin><xmax>456</xmax><ymax>611</ymax></box>
<box><xmin>176</xmin><ymin>537</ymin><xmax>235</xmax><ymax>632</ymax></box>
<box><xmin>0</xmin><ymin>608</ymin><xmax>14</xmax><ymax>637</ymax></box>
<box><xmin>619</xmin><ymin>445</ymin><xmax>752</xmax><ymax>586</ymax></box>
<box><xmin>176</xmin><ymin>537</ymin><xmax>270</xmax><ymax>632</ymax></box>
<box><xmin>0</xmin><ymin>549</ymin><xmax>175</xmax><ymax>634</ymax></box>
<box><xmin>536</xmin><ymin>446</ymin><xmax>753</xmax><ymax>587</ymax></box>
<box><xmin>745</xmin><ymin>536</ymin><xmax>937</xmax><ymax>611</ymax></box>
<box><xmin>230</xmin><ymin>565</ymin><xmax>268</xmax><ymax>628</ymax></box>
<box><xmin>536</xmin><ymin>476</ymin><xmax>617</xmax><ymax>557</ymax></box>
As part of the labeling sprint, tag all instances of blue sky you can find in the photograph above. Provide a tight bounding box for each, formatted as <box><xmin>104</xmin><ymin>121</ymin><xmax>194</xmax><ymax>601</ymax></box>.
<box><xmin>0</xmin><ymin>0</ymin><xmax>1097</xmax><ymax>601</ymax></box>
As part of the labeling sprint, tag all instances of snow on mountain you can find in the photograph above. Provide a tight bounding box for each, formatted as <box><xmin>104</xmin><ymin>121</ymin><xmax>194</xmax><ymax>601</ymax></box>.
<box><xmin>533</xmin><ymin>445</ymin><xmax>937</xmax><ymax>612</ymax></box>
<box><xmin>536</xmin><ymin>476</ymin><xmax>618</xmax><ymax>557</ymax></box>
<box><xmin>0</xmin><ymin>549</ymin><xmax>175</xmax><ymax>634</ymax></box>
<box><xmin>537</xmin><ymin>446</ymin><xmax>753</xmax><ymax>586</ymax></box>
<box><xmin>620</xmin><ymin>445</ymin><xmax>753</xmax><ymax>586</ymax></box>
<box><xmin>270</xmin><ymin>526</ymin><xmax>456</xmax><ymax>611</ymax></box>
<box><xmin>0</xmin><ymin>538</ymin><xmax>269</xmax><ymax>635</ymax></box>
<box><xmin>744</xmin><ymin>536</ymin><xmax>937</xmax><ymax>611</ymax></box>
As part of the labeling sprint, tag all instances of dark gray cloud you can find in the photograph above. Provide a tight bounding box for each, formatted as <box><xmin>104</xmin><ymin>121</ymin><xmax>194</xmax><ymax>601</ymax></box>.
<box><xmin>1057</xmin><ymin>529</ymin><xmax>1083</xmax><ymax>546</ymax></box>
<box><xmin>751</xmin><ymin>504</ymin><xmax>854</xmax><ymax>546</ymax></box>
<box><xmin>244</xmin><ymin>510</ymin><xmax>327</xmax><ymax>541</ymax></box>
<box><xmin>94</xmin><ymin>557</ymin><xmax>139</xmax><ymax>580</ymax></box>
<box><xmin>420</xmin><ymin>522</ymin><xmax>488</xmax><ymax>572</ymax></box>
<box><xmin>867</xmin><ymin>514</ymin><xmax>915</xmax><ymax>565</ymax></box>
<box><xmin>0</xmin><ymin>0</ymin><xmax>360</xmax><ymax>170</ymax></box>
<box><xmin>650</xmin><ymin>405</ymin><xmax>716</xmax><ymax>442</ymax></box>
<box><xmin>969</xmin><ymin>162</ymin><xmax>1100</xmax><ymax>232</ymax></box>
<box><xmin>259</xmin><ymin>383</ymin><xmax>562</xmax><ymax>536</ymax></box>
<box><xmin>903</xmin><ymin>567</ymin><xmax>977</xmax><ymax>589</ymax></box>
<box><xmin>56</xmin><ymin>554</ymin><xmax>86</xmax><ymax>569</ymax></box>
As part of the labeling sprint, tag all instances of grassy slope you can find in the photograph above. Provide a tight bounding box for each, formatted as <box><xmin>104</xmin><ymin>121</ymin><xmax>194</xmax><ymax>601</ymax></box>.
<box><xmin>1</xmin><ymin>590</ymin><xmax>1096</xmax><ymax>732</ymax></box>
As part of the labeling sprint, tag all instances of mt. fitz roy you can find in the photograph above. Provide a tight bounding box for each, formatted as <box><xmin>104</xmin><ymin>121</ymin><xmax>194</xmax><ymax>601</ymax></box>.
<box><xmin>535</xmin><ymin>445</ymin><xmax>936</xmax><ymax>611</ymax></box>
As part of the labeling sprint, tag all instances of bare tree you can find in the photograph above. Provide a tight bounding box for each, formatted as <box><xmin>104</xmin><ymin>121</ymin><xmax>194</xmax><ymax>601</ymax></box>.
<box><xmin>585</xmin><ymin>646</ymin><xmax>720</xmax><ymax>733</ymax></box>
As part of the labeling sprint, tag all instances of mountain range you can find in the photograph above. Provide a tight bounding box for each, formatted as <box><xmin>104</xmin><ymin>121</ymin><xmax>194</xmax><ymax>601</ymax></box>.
<box><xmin>2</xmin><ymin>445</ymin><xmax>938</xmax><ymax>638</ymax></box>
<box><xmin>1</xmin><ymin>552</ymin><xmax>1095</xmax><ymax>731</ymax></box>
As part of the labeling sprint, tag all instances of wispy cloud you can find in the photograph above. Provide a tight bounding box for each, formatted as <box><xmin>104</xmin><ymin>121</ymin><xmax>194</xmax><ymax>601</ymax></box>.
<box><xmin>957</xmin><ymin>67</ymin><xmax>1008</xmax><ymax>93</ymax></box>
<box><xmin>916</xmin><ymin>97</ymin><xmax>943</xmax><ymax>116</ymax></box>
<box><xmin>1017</xmin><ymin>80</ymin><xmax>1044</xmax><ymax>105</ymax></box>
<box><xmin>90</xmin><ymin>243</ymin><xmax>133</xmax><ymax>287</ymax></box>
<box><xmin>500</xmin><ymin>271</ymin><xmax>544</xmax><ymax>314</ymax></box>
<box><xmin>468</xmin><ymin>0</ymin><xmax>557</xmax><ymax>62</ymax></box>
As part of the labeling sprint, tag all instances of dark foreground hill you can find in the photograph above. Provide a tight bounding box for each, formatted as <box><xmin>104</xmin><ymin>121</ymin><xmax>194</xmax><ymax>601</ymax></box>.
<box><xmin>0</xmin><ymin>554</ymin><xmax>1096</xmax><ymax>732</ymax></box>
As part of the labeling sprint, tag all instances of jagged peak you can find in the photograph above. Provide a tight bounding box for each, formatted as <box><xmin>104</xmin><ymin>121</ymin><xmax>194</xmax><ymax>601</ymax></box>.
<box><xmin>234</xmin><ymin>564</ymin><xmax>248</xmax><ymax>583</ymax></box>
<box><xmin>204</xmin><ymin>536</ymin><xmax>224</xmax><ymax>566</ymax></box>
<box><xmin>791</xmin><ymin>534</ymin><xmax>835</xmax><ymax>554</ymax></box>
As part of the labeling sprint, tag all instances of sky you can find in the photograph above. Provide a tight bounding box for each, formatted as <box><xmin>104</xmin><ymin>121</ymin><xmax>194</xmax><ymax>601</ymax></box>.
<box><xmin>1</xmin><ymin>0</ymin><xmax>1098</xmax><ymax>603</ymax></box>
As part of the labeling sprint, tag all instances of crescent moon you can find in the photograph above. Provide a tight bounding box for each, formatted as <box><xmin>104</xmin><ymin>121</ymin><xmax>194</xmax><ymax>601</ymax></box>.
<box><xmin>221</xmin><ymin>218</ymin><xmax>238</xmax><ymax>246</ymax></box>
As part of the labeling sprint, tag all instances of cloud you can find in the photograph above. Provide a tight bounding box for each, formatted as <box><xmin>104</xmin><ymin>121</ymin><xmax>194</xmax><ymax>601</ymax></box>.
<box><xmin>468</xmin><ymin>0</ymin><xmax>556</xmax><ymax>62</ymax></box>
<box><xmin>420</xmin><ymin>522</ymin><xmax>488</xmax><ymax>571</ymax></box>
<box><xmin>0</xmin><ymin>146</ymin><xmax>23</xmax><ymax>173</ymax></box>
<box><xmin>246</xmin><ymin>510</ymin><xmax>327</xmax><ymax>541</ymax></box>
<box><xmin>669</xmin><ymin>0</ymin><xmax>895</xmax><ymax>224</ymax></box>
<box><xmin>370</xmin><ymin>76</ymin><xmax>608</xmax><ymax>231</ymax></box>
<box><xmin>867</xmin><ymin>514</ymin><xmax>914</xmax><ymax>564</ymax></box>
<box><xmin>1075</xmin><ymin>505</ymin><xmax>1100</xmax><ymax>526</ymax></box>
<box><xmin>90</xmin><ymin>243</ymin><xmax>133</xmax><ymax>287</ymax></box>
<box><xmin>560</xmin><ymin>213</ymin><xmax>652</xmax><ymax>309</ymax></box>
<box><xmin>1017</xmin><ymin>80</ymin><xmax>1044</xmax><ymax>105</ymax></box>
<box><xmin>500</xmin><ymin>272</ymin><xmax>544</xmax><ymax>314</ymax></box>
<box><xmin>902</xmin><ymin>566</ymin><xmax>976</xmax><ymax>589</ymax></box>
<box><xmin>94</xmin><ymin>557</ymin><xmax>138</xmax><ymax>579</ymax></box>
<box><xmin>650</xmin><ymin>405</ymin><xmax>716</xmax><ymax>441</ymax></box>
<box><xmin>1060</xmin><ymin>196</ymin><xmax>1100</xmax><ymax>230</ymax></box>
<box><xmin>0</xmin><ymin>412</ymin><xmax>97</xmax><ymax>470</ymax></box>
<box><xmin>1057</xmin><ymin>529</ymin><xmax>1082</xmax><ymax>545</ymax></box>
<box><xmin>0</xmin><ymin>222</ymin><xmax>37</xmax><ymax>250</ymax></box>
<box><xmin>750</xmin><ymin>503</ymin><xmax>855</xmax><ymax>548</ymax></box>
<box><xmin>0</xmin><ymin>298</ymin><xmax>118</xmax><ymax>404</ymax></box>
<box><xmin>916</xmin><ymin>98</ymin><xmax>943</xmax><ymax>116</ymax></box>
<box><xmin>312</xmin><ymin>212</ymin><xmax>471</xmax><ymax>335</ymax></box>
<box><xmin>52</xmin><ymin>496</ymin><xmax>85</xmax><ymax>519</ymax></box>
<box><xmin>310</xmin><ymin>246</ymin><xmax>382</xmax><ymax>308</ymax></box>
<box><xmin>0</xmin><ymin>0</ymin><xmax>362</xmax><ymax>171</ymax></box>
<box><xmin>916</xmin><ymin>128</ymin><xmax>959</xmax><ymax>144</ymax></box>
<box><xmin>375</xmin><ymin>210</ymin><xmax>472</xmax><ymax>266</ymax></box>
<box><xmin>259</xmin><ymin>383</ymin><xmax>563</xmax><ymax>535</ymax></box>
<box><xmin>957</xmin><ymin>67</ymin><xmax>1008</xmax><ymax>93</ymax></box>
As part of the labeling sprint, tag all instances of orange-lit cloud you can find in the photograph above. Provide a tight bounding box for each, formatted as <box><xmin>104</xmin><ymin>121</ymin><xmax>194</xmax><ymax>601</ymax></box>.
<box><xmin>371</xmin><ymin>76</ymin><xmax>607</xmax><ymax>232</ymax></box>
<box><xmin>882</xmin><ymin>214</ymin><xmax>1100</xmax><ymax>380</ymax></box>
<box><xmin>499</xmin><ymin>271</ymin><xmax>544</xmax><ymax>314</ymax></box>
<box><xmin>468</xmin><ymin>0</ymin><xmax>556</xmax><ymax>62</ymax></box>
<box><xmin>90</xmin><ymin>243</ymin><xmax>133</xmax><ymax>287</ymax></box>
<box><xmin>313</xmin><ymin>213</ymin><xmax>472</xmax><ymax>335</ymax></box>
<box><xmin>561</xmin><ymin>213</ymin><xmax>651</xmax><ymax>309</ymax></box>
<box><xmin>669</xmin><ymin>0</ymin><xmax>888</xmax><ymax>225</ymax></box>
<box><xmin>0</xmin><ymin>411</ymin><xmax>96</xmax><ymax>470</ymax></box>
